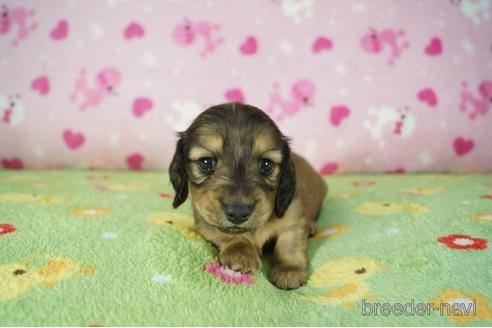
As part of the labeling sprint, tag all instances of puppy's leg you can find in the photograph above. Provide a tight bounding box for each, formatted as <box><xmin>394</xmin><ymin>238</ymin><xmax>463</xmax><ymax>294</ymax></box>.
<box><xmin>269</xmin><ymin>228</ymin><xmax>308</xmax><ymax>290</ymax></box>
<box><xmin>218</xmin><ymin>239</ymin><xmax>261</xmax><ymax>273</ymax></box>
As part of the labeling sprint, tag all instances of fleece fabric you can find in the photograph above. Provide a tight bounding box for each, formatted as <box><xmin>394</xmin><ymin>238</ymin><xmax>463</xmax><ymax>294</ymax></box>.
<box><xmin>0</xmin><ymin>170</ymin><xmax>491</xmax><ymax>326</ymax></box>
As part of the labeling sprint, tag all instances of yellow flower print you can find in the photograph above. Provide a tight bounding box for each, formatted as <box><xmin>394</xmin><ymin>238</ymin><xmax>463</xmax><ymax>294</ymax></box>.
<box><xmin>430</xmin><ymin>289</ymin><xmax>492</xmax><ymax>323</ymax></box>
<box><xmin>71</xmin><ymin>208</ymin><xmax>109</xmax><ymax>219</ymax></box>
<box><xmin>472</xmin><ymin>213</ymin><xmax>492</xmax><ymax>223</ymax></box>
<box><xmin>313</xmin><ymin>225</ymin><xmax>348</xmax><ymax>240</ymax></box>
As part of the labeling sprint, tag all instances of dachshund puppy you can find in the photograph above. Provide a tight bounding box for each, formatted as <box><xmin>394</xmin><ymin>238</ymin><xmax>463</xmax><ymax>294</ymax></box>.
<box><xmin>169</xmin><ymin>103</ymin><xmax>327</xmax><ymax>289</ymax></box>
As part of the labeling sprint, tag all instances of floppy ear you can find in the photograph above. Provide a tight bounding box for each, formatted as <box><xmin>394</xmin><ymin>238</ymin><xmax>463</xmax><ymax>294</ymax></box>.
<box><xmin>169</xmin><ymin>135</ymin><xmax>189</xmax><ymax>208</ymax></box>
<box><xmin>274</xmin><ymin>141</ymin><xmax>296</xmax><ymax>218</ymax></box>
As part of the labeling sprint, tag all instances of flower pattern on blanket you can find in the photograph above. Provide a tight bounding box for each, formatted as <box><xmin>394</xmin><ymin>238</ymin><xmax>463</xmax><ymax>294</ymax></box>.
<box><xmin>204</xmin><ymin>262</ymin><xmax>255</xmax><ymax>285</ymax></box>
<box><xmin>437</xmin><ymin>234</ymin><xmax>488</xmax><ymax>250</ymax></box>
<box><xmin>312</xmin><ymin>224</ymin><xmax>348</xmax><ymax>240</ymax></box>
<box><xmin>472</xmin><ymin>213</ymin><xmax>492</xmax><ymax>223</ymax></box>
<box><xmin>430</xmin><ymin>289</ymin><xmax>492</xmax><ymax>323</ymax></box>
<box><xmin>0</xmin><ymin>223</ymin><xmax>16</xmax><ymax>236</ymax></box>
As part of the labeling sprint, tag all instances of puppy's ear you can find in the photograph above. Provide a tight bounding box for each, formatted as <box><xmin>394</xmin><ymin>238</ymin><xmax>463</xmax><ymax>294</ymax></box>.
<box><xmin>274</xmin><ymin>140</ymin><xmax>296</xmax><ymax>218</ymax></box>
<box><xmin>169</xmin><ymin>134</ymin><xmax>189</xmax><ymax>208</ymax></box>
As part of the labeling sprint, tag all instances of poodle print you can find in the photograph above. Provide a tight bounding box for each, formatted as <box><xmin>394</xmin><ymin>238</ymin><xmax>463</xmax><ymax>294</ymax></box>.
<box><xmin>173</xmin><ymin>18</ymin><xmax>223</xmax><ymax>57</ymax></box>
<box><xmin>266</xmin><ymin>79</ymin><xmax>316</xmax><ymax>121</ymax></box>
<box><xmin>165</xmin><ymin>100</ymin><xmax>203</xmax><ymax>132</ymax></box>
<box><xmin>0</xmin><ymin>94</ymin><xmax>25</xmax><ymax>127</ymax></box>
<box><xmin>363</xmin><ymin>106</ymin><xmax>416</xmax><ymax>147</ymax></box>
<box><xmin>456</xmin><ymin>0</ymin><xmax>491</xmax><ymax>25</ymax></box>
<box><xmin>459</xmin><ymin>80</ymin><xmax>492</xmax><ymax>119</ymax></box>
<box><xmin>280</xmin><ymin>0</ymin><xmax>316</xmax><ymax>24</ymax></box>
<box><xmin>0</xmin><ymin>4</ymin><xmax>37</xmax><ymax>46</ymax></box>
<box><xmin>69</xmin><ymin>67</ymin><xmax>121</xmax><ymax>111</ymax></box>
<box><xmin>360</xmin><ymin>27</ymin><xmax>410</xmax><ymax>65</ymax></box>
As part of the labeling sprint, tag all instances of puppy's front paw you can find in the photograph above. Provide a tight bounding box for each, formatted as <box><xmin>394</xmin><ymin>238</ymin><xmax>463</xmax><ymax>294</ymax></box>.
<box><xmin>269</xmin><ymin>264</ymin><xmax>307</xmax><ymax>290</ymax></box>
<box><xmin>219</xmin><ymin>243</ymin><xmax>261</xmax><ymax>273</ymax></box>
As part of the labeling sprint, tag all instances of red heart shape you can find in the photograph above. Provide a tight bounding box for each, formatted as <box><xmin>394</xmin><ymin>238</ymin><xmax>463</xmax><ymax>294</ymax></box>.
<box><xmin>312</xmin><ymin>36</ymin><xmax>333</xmax><ymax>53</ymax></box>
<box><xmin>31</xmin><ymin>75</ymin><xmax>50</xmax><ymax>96</ymax></box>
<box><xmin>127</xmin><ymin>153</ymin><xmax>144</xmax><ymax>170</ymax></box>
<box><xmin>425</xmin><ymin>37</ymin><xmax>442</xmax><ymax>56</ymax></box>
<box><xmin>63</xmin><ymin>129</ymin><xmax>85</xmax><ymax>150</ymax></box>
<box><xmin>225</xmin><ymin>88</ymin><xmax>245</xmax><ymax>102</ymax></box>
<box><xmin>133</xmin><ymin>97</ymin><xmax>153</xmax><ymax>118</ymax></box>
<box><xmin>417</xmin><ymin>88</ymin><xmax>438</xmax><ymax>107</ymax></box>
<box><xmin>330</xmin><ymin>105</ymin><xmax>350</xmax><ymax>126</ymax></box>
<box><xmin>50</xmin><ymin>20</ymin><xmax>69</xmax><ymax>40</ymax></box>
<box><xmin>124</xmin><ymin>22</ymin><xmax>145</xmax><ymax>39</ymax></box>
<box><xmin>385</xmin><ymin>167</ymin><xmax>405</xmax><ymax>174</ymax></box>
<box><xmin>453</xmin><ymin>137</ymin><xmax>474</xmax><ymax>156</ymax></box>
<box><xmin>320</xmin><ymin>162</ymin><xmax>338</xmax><ymax>175</ymax></box>
<box><xmin>239</xmin><ymin>36</ymin><xmax>258</xmax><ymax>55</ymax></box>
<box><xmin>1</xmin><ymin>158</ymin><xmax>23</xmax><ymax>169</ymax></box>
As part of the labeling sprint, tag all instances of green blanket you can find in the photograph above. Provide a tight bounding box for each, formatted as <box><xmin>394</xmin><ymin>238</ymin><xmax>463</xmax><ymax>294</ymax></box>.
<box><xmin>1</xmin><ymin>170</ymin><xmax>491</xmax><ymax>326</ymax></box>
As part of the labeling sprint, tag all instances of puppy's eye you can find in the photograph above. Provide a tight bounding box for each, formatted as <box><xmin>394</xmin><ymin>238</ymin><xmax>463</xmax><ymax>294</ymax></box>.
<box><xmin>197</xmin><ymin>157</ymin><xmax>216</xmax><ymax>174</ymax></box>
<box><xmin>259</xmin><ymin>158</ymin><xmax>274</xmax><ymax>176</ymax></box>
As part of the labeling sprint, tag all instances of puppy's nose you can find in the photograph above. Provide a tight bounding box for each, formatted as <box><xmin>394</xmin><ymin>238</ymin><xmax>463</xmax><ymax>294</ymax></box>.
<box><xmin>223</xmin><ymin>203</ymin><xmax>253</xmax><ymax>224</ymax></box>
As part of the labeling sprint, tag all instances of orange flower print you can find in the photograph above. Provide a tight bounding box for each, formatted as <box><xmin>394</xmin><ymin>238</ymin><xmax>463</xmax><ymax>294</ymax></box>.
<box><xmin>313</xmin><ymin>225</ymin><xmax>348</xmax><ymax>240</ymax></box>
<box><xmin>472</xmin><ymin>213</ymin><xmax>492</xmax><ymax>223</ymax></box>
<box><xmin>431</xmin><ymin>289</ymin><xmax>492</xmax><ymax>323</ymax></box>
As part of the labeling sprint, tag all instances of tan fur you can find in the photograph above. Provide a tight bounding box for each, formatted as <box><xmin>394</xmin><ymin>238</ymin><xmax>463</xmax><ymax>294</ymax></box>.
<box><xmin>170</xmin><ymin>103</ymin><xmax>327</xmax><ymax>290</ymax></box>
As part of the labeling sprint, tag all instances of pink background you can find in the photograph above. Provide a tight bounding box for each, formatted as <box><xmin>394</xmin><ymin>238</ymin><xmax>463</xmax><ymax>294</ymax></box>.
<box><xmin>1</xmin><ymin>0</ymin><xmax>491</xmax><ymax>173</ymax></box>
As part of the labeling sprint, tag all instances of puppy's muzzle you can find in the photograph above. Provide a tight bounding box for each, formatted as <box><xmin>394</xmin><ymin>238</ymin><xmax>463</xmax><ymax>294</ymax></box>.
<box><xmin>222</xmin><ymin>202</ymin><xmax>254</xmax><ymax>224</ymax></box>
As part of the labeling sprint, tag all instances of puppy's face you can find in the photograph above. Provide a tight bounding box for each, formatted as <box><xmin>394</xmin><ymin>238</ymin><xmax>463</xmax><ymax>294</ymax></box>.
<box><xmin>169</xmin><ymin>103</ymin><xmax>295</xmax><ymax>234</ymax></box>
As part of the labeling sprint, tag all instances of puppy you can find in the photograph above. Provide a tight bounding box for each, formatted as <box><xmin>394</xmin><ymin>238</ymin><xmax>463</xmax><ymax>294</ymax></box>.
<box><xmin>169</xmin><ymin>103</ymin><xmax>327</xmax><ymax>289</ymax></box>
